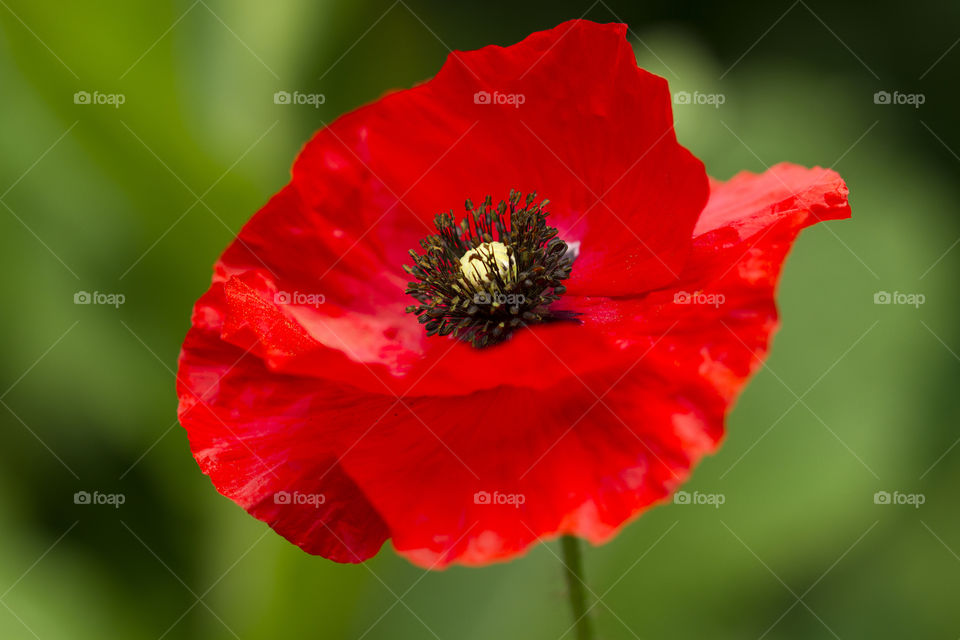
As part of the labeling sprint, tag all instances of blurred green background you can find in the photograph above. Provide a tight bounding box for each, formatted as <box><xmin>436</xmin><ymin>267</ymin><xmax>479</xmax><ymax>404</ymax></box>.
<box><xmin>1</xmin><ymin>0</ymin><xmax>958</xmax><ymax>638</ymax></box>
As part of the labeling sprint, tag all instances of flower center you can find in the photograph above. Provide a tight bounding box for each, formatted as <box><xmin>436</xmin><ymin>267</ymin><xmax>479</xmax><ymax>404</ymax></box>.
<box><xmin>405</xmin><ymin>191</ymin><xmax>574</xmax><ymax>348</ymax></box>
<box><xmin>458</xmin><ymin>241</ymin><xmax>515</xmax><ymax>286</ymax></box>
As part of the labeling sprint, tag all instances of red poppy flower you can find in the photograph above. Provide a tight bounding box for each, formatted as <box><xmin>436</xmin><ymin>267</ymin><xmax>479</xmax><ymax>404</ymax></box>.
<box><xmin>177</xmin><ymin>19</ymin><xmax>850</xmax><ymax>567</ymax></box>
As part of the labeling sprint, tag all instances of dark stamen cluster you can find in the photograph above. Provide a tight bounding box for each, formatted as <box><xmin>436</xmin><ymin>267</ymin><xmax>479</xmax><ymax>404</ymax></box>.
<box><xmin>404</xmin><ymin>191</ymin><xmax>574</xmax><ymax>348</ymax></box>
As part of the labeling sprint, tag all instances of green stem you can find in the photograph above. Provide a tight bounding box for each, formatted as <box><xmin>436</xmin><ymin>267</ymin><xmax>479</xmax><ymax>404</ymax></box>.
<box><xmin>560</xmin><ymin>535</ymin><xmax>593</xmax><ymax>640</ymax></box>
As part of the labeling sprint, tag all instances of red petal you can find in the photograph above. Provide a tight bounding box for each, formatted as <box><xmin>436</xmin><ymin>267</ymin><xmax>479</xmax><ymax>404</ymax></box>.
<box><xmin>292</xmin><ymin>19</ymin><xmax>707</xmax><ymax>297</ymax></box>
<box><xmin>177</xmin><ymin>312</ymin><xmax>390</xmax><ymax>563</ymax></box>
